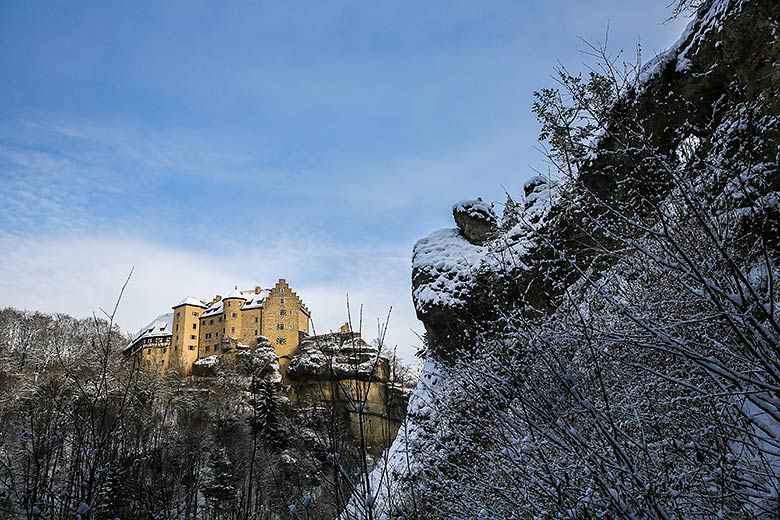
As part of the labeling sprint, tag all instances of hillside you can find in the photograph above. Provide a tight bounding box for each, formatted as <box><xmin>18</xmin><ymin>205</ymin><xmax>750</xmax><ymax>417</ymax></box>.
<box><xmin>355</xmin><ymin>0</ymin><xmax>780</xmax><ymax>518</ymax></box>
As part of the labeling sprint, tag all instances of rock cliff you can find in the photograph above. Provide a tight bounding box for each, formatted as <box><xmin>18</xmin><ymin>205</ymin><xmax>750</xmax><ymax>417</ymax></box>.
<box><xmin>413</xmin><ymin>0</ymin><xmax>779</xmax><ymax>357</ymax></box>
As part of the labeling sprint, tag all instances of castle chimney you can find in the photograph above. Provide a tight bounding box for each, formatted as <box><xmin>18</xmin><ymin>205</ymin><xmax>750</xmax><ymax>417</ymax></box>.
<box><xmin>255</xmin><ymin>286</ymin><xmax>262</xmax><ymax>294</ymax></box>
<box><xmin>211</xmin><ymin>295</ymin><xmax>222</xmax><ymax>305</ymax></box>
<box><xmin>339</xmin><ymin>322</ymin><xmax>351</xmax><ymax>333</ymax></box>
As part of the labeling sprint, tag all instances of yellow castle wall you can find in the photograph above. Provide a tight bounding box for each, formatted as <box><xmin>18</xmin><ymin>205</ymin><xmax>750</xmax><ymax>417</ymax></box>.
<box><xmin>239</xmin><ymin>307</ymin><xmax>263</xmax><ymax>346</ymax></box>
<box><xmin>198</xmin><ymin>302</ymin><xmax>225</xmax><ymax>358</ymax></box>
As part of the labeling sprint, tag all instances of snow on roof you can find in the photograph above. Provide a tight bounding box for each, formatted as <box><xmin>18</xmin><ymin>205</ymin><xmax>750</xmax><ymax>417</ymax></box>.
<box><xmin>225</xmin><ymin>286</ymin><xmax>246</xmax><ymax>300</ymax></box>
<box><xmin>242</xmin><ymin>289</ymin><xmax>270</xmax><ymax>310</ymax></box>
<box><xmin>174</xmin><ymin>296</ymin><xmax>207</xmax><ymax>308</ymax></box>
<box><xmin>200</xmin><ymin>299</ymin><xmax>224</xmax><ymax>318</ymax></box>
<box><xmin>125</xmin><ymin>313</ymin><xmax>173</xmax><ymax>351</ymax></box>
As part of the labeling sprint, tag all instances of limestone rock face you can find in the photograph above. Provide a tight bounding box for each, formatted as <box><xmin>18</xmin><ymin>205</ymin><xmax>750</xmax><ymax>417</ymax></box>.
<box><xmin>285</xmin><ymin>332</ymin><xmax>404</xmax><ymax>454</ymax></box>
<box><xmin>452</xmin><ymin>199</ymin><xmax>498</xmax><ymax>245</ymax></box>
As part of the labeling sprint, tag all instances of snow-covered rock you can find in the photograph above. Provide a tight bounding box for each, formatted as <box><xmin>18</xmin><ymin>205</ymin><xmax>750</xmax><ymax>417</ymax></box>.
<box><xmin>286</xmin><ymin>332</ymin><xmax>389</xmax><ymax>382</ymax></box>
<box><xmin>452</xmin><ymin>199</ymin><xmax>497</xmax><ymax>245</ymax></box>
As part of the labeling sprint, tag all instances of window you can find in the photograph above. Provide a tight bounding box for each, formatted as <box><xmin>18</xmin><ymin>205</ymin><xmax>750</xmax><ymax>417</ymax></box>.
<box><xmin>174</xmin><ymin>345</ymin><xmax>179</xmax><ymax>351</ymax></box>
<box><xmin>188</xmin><ymin>345</ymin><xmax>195</xmax><ymax>351</ymax></box>
<box><xmin>192</xmin><ymin>323</ymin><xmax>197</xmax><ymax>329</ymax></box>
<box><xmin>175</xmin><ymin>324</ymin><xmax>179</xmax><ymax>331</ymax></box>
<box><xmin>279</xmin><ymin>309</ymin><xmax>287</xmax><ymax>316</ymax></box>
<box><xmin>176</xmin><ymin>312</ymin><xmax>180</xmax><ymax>318</ymax></box>
<box><xmin>175</xmin><ymin>335</ymin><xmax>179</xmax><ymax>341</ymax></box>
<box><xmin>226</xmin><ymin>301</ymin><xmax>230</xmax><ymax>307</ymax></box>
<box><xmin>192</xmin><ymin>311</ymin><xmax>198</xmax><ymax>317</ymax></box>
<box><xmin>280</xmin><ymin>298</ymin><xmax>285</xmax><ymax>304</ymax></box>
<box><xmin>223</xmin><ymin>328</ymin><xmax>225</xmax><ymax>333</ymax></box>
<box><xmin>231</xmin><ymin>327</ymin><xmax>236</xmax><ymax>334</ymax></box>
<box><xmin>231</xmin><ymin>312</ymin><xmax>237</xmax><ymax>319</ymax></box>
<box><xmin>218</xmin><ymin>316</ymin><xmax>222</xmax><ymax>322</ymax></box>
<box><xmin>205</xmin><ymin>332</ymin><xmax>212</xmax><ymax>340</ymax></box>
<box><xmin>162</xmin><ymin>348</ymin><xmax>167</xmax><ymax>353</ymax></box>
<box><xmin>190</xmin><ymin>334</ymin><xmax>196</xmax><ymax>340</ymax></box>
<box><xmin>206</xmin><ymin>346</ymin><xmax>210</xmax><ymax>353</ymax></box>
<box><xmin>210</xmin><ymin>319</ymin><xmax>214</xmax><ymax>325</ymax></box>
<box><xmin>255</xmin><ymin>317</ymin><xmax>258</xmax><ymax>323</ymax></box>
<box><xmin>277</xmin><ymin>323</ymin><xmax>285</xmax><ymax>330</ymax></box>
<box><xmin>146</xmin><ymin>348</ymin><xmax>151</xmax><ymax>355</ymax></box>
<box><xmin>276</xmin><ymin>338</ymin><xmax>286</xmax><ymax>345</ymax></box>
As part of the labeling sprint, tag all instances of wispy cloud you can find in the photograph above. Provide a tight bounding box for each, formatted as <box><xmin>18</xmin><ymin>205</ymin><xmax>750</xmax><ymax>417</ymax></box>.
<box><xmin>0</xmin><ymin>232</ymin><xmax>422</xmax><ymax>362</ymax></box>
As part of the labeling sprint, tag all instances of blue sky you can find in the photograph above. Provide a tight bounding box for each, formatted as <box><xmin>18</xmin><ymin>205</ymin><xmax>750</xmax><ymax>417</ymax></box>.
<box><xmin>0</xmin><ymin>1</ymin><xmax>687</xmax><ymax>361</ymax></box>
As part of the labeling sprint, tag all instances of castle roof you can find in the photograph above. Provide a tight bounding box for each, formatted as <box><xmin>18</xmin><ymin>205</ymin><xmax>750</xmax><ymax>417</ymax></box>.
<box><xmin>199</xmin><ymin>288</ymin><xmax>271</xmax><ymax>316</ymax></box>
<box><xmin>124</xmin><ymin>313</ymin><xmax>174</xmax><ymax>353</ymax></box>
<box><xmin>173</xmin><ymin>296</ymin><xmax>207</xmax><ymax>308</ymax></box>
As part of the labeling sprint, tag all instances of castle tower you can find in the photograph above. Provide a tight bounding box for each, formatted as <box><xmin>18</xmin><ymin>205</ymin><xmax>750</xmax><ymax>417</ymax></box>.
<box><xmin>171</xmin><ymin>296</ymin><xmax>206</xmax><ymax>375</ymax></box>
<box><xmin>222</xmin><ymin>286</ymin><xmax>246</xmax><ymax>345</ymax></box>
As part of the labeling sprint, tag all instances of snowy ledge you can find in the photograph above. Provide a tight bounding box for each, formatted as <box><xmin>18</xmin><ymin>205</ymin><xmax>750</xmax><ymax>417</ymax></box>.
<box><xmin>412</xmin><ymin>228</ymin><xmax>487</xmax><ymax>313</ymax></box>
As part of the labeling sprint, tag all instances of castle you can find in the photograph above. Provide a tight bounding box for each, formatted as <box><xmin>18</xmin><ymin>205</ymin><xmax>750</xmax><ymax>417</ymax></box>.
<box><xmin>124</xmin><ymin>279</ymin><xmax>311</xmax><ymax>376</ymax></box>
<box><xmin>124</xmin><ymin>278</ymin><xmax>407</xmax><ymax>451</ymax></box>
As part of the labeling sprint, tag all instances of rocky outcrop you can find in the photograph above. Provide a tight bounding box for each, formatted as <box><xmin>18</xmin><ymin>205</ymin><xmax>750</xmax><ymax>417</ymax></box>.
<box><xmin>452</xmin><ymin>199</ymin><xmax>497</xmax><ymax>245</ymax></box>
<box><xmin>286</xmin><ymin>331</ymin><xmax>389</xmax><ymax>382</ymax></box>
<box><xmin>191</xmin><ymin>336</ymin><xmax>281</xmax><ymax>383</ymax></box>
<box><xmin>191</xmin><ymin>331</ymin><xmax>407</xmax><ymax>455</ymax></box>
<box><xmin>413</xmin><ymin>0</ymin><xmax>780</xmax><ymax>355</ymax></box>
